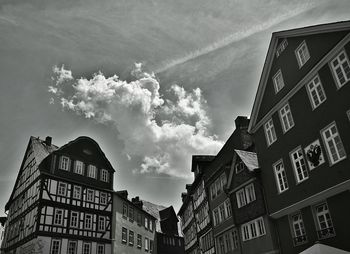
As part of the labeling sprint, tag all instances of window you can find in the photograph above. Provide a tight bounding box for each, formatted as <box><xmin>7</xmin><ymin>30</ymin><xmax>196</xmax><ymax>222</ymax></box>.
<box><xmin>50</xmin><ymin>239</ymin><xmax>61</xmax><ymax>254</ymax></box>
<box><xmin>210</xmin><ymin>184</ymin><xmax>216</xmax><ymax>200</ymax></box>
<box><xmin>57</xmin><ymin>182</ymin><xmax>67</xmax><ymax>196</ymax></box>
<box><xmin>330</xmin><ymin>50</ymin><xmax>350</xmax><ymax>88</ymax></box>
<box><xmin>290</xmin><ymin>148</ymin><xmax>309</xmax><ymax>183</ymax></box>
<box><xmin>129</xmin><ymin>230</ymin><xmax>134</xmax><ymax>245</ymax></box>
<box><xmin>276</xmin><ymin>39</ymin><xmax>288</xmax><ymax>58</ymax></box>
<box><xmin>87</xmin><ymin>165</ymin><xmax>97</xmax><ymax>178</ymax></box>
<box><xmin>73</xmin><ymin>186</ymin><xmax>81</xmax><ymax>199</ymax></box>
<box><xmin>213</xmin><ymin>209</ymin><xmax>220</xmax><ymax>226</ymax></box>
<box><xmin>290</xmin><ymin>212</ymin><xmax>307</xmax><ymax>246</ymax></box>
<box><xmin>59</xmin><ymin>156</ymin><xmax>70</xmax><ymax>171</ymax></box>
<box><xmin>129</xmin><ymin>206</ymin><xmax>134</xmax><ymax>221</ymax></box>
<box><xmin>70</xmin><ymin>211</ymin><xmax>79</xmax><ymax>228</ymax></box>
<box><xmin>241</xmin><ymin>217</ymin><xmax>266</xmax><ymax>241</ymax></box>
<box><xmin>273</xmin><ymin>69</ymin><xmax>285</xmax><ymax>93</ymax></box>
<box><xmin>68</xmin><ymin>241</ymin><xmax>77</xmax><ymax>254</ymax></box>
<box><xmin>314</xmin><ymin>202</ymin><xmax>335</xmax><ymax>239</ymax></box>
<box><xmin>149</xmin><ymin>220</ymin><xmax>153</xmax><ymax>231</ymax></box>
<box><xmin>279</xmin><ymin>103</ymin><xmax>294</xmax><ymax>132</ymax></box>
<box><xmin>220</xmin><ymin>173</ymin><xmax>227</xmax><ymax>190</ymax></box>
<box><xmin>219</xmin><ymin>204</ymin><xmax>225</xmax><ymax>222</ymax></box>
<box><xmin>295</xmin><ymin>41</ymin><xmax>310</xmax><ymax>67</ymax></box>
<box><xmin>274</xmin><ymin>160</ymin><xmax>288</xmax><ymax>193</ymax></box>
<box><xmin>53</xmin><ymin>209</ymin><xmax>64</xmax><ymax>225</ymax></box>
<box><xmin>264</xmin><ymin>118</ymin><xmax>277</xmax><ymax>146</ymax></box>
<box><xmin>137</xmin><ymin>234</ymin><xmax>142</xmax><ymax>248</ymax></box>
<box><xmin>86</xmin><ymin>189</ymin><xmax>94</xmax><ymax>202</ymax></box>
<box><xmin>145</xmin><ymin>217</ymin><xmax>148</xmax><ymax>229</ymax></box>
<box><xmin>85</xmin><ymin>214</ymin><xmax>92</xmax><ymax>230</ymax></box>
<box><xmin>225</xmin><ymin>199</ymin><xmax>232</xmax><ymax>218</ymax></box>
<box><xmin>101</xmin><ymin>169</ymin><xmax>109</xmax><ymax>182</ymax></box>
<box><xmin>307</xmin><ymin>75</ymin><xmax>326</xmax><ymax>109</ymax></box>
<box><xmin>74</xmin><ymin>160</ymin><xmax>84</xmax><ymax>175</ymax></box>
<box><xmin>236</xmin><ymin>189</ymin><xmax>246</xmax><ymax>208</ymax></box>
<box><xmin>122</xmin><ymin>227</ymin><xmax>127</xmax><ymax>243</ymax></box>
<box><xmin>137</xmin><ymin>212</ymin><xmax>142</xmax><ymax>225</ymax></box>
<box><xmin>232</xmin><ymin>229</ymin><xmax>239</xmax><ymax>249</ymax></box>
<box><xmin>83</xmin><ymin>242</ymin><xmax>91</xmax><ymax>254</ymax></box>
<box><xmin>235</xmin><ymin>161</ymin><xmax>245</xmax><ymax>174</ymax></box>
<box><xmin>123</xmin><ymin>203</ymin><xmax>128</xmax><ymax>218</ymax></box>
<box><xmin>100</xmin><ymin>192</ymin><xmax>107</xmax><ymax>205</ymax></box>
<box><xmin>236</xmin><ymin>183</ymin><xmax>255</xmax><ymax>208</ymax></box>
<box><xmin>150</xmin><ymin>240</ymin><xmax>154</xmax><ymax>253</ymax></box>
<box><xmin>321</xmin><ymin>122</ymin><xmax>346</xmax><ymax>165</ymax></box>
<box><xmin>145</xmin><ymin>237</ymin><xmax>149</xmax><ymax>251</ymax></box>
<box><xmin>98</xmin><ymin>216</ymin><xmax>106</xmax><ymax>231</ymax></box>
<box><xmin>211</xmin><ymin>173</ymin><xmax>227</xmax><ymax>200</ymax></box>
<box><xmin>97</xmin><ymin>244</ymin><xmax>105</xmax><ymax>254</ymax></box>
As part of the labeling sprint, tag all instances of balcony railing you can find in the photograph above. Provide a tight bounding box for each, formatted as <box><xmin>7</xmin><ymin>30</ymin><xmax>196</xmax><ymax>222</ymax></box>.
<box><xmin>293</xmin><ymin>235</ymin><xmax>307</xmax><ymax>246</ymax></box>
<box><xmin>317</xmin><ymin>227</ymin><xmax>336</xmax><ymax>240</ymax></box>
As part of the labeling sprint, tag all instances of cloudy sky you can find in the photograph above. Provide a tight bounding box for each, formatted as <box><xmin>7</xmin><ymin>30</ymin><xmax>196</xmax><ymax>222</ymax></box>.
<box><xmin>1</xmin><ymin>0</ymin><xmax>350</xmax><ymax>216</ymax></box>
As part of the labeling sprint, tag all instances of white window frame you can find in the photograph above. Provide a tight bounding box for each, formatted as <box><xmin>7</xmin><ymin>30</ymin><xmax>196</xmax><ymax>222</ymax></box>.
<box><xmin>273</xmin><ymin>69</ymin><xmax>285</xmax><ymax>93</ymax></box>
<box><xmin>241</xmin><ymin>217</ymin><xmax>266</xmax><ymax>241</ymax></box>
<box><xmin>225</xmin><ymin>199</ymin><xmax>232</xmax><ymax>218</ymax></box>
<box><xmin>330</xmin><ymin>50</ymin><xmax>350</xmax><ymax>88</ymax></box>
<box><xmin>273</xmin><ymin>160</ymin><xmax>289</xmax><ymax>194</ymax></box>
<box><xmin>68</xmin><ymin>241</ymin><xmax>77</xmax><ymax>254</ymax></box>
<box><xmin>122</xmin><ymin>203</ymin><xmax>128</xmax><ymax>218</ymax></box>
<box><xmin>59</xmin><ymin>156</ymin><xmax>70</xmax><ymax>171</ymax></box>
<box><xmin>122</xmin><ymin>227</ymin><xmax>127</xmax><ymax>243</ymax></box>
<box><xmin>53</xmin><ymin>209</ymin><xmax>64</xmax><ymax>226</ymax></box>
<box><xmin>73</xmin><ymin>186</ymin><xmax>81</xmax><ymax>199</ymax></box>
<box><xmin>84</xmin><ymin>214</ymin><xmax>93</xmax><ymax>230</ymax></box>
<box><xmin>306</xmin><ymin>75</ymin><xmax>326</xmax><ymax>109</ymax></box>
<box><xmin>236</xmin><ymin>189</ymin><xmax>246</xmax><ymax>208</ymax></box>
<box><xmin>264</xmin><ymin>118</ymin><xmax>277</xmax><ymax>146</ymax></box>
<box><xmin>70</xmin><ymin>211</ymin><xmax>79</xmax><ymax>228</ymax></box>
<box><xmin>137</xmin><ymin>234</ymin><xmax>142</xmax><ymax>248</ymax></box>
<box><xmin>145</xmin><ymin>237</ymin><xmax>149</xmax><ymax>251</ymax></box>
<box><xmin>279</xmin><ymin>103</ymin><xmax>294</xmax><ymax>133</ymax></box>
<box><xmin>101</xmin><ymin>169</ymin><xmax>109</xmax><ymax>182</ymax></box>
<box><xmin>97</xmin><ymin>244</ymin><xmax>105</xmax><ymax>254</ymax></box>
<box><xmin>290</xmin><ymin>147</ymin><xmax>309</xmax><ymax>184</ymax></box>
<box><xmin>313</xmin><ymin>202</ymin><xmax>335</xmax><ymax>239</ymax></box>
<box><xmin>129</xmin><ymin>230</ymin><xmax>134</xmax><ymax>245</ymax></box>
<box><xmin>83</xmin><ymin>242</ymin><xmax>91</xmax><ymax>254</ymax></box>
<box><xmin>74</xmin><ymin>160</ymin><xmax>84</xmax><ymax>175</ymax></box>
<box><xmin>145</xmin><ymin>217</ymin><xmax>148</xmax><ymax>229</ymax></box>
<box><xmin>321</xmin><ymin>122</ymin><xmax>346</xmax><ymax>165</ymax></box>
<box><xmin>87</xmin><ymin>165</ymin><xmax>97</xmax><ymax>178</ymax></box>
<box><xmin>86</xmin><ymin>189</ymin><xmax>94</xmax><ymax>202</ymax></box>
<box><xmin>276</xmin><ymin>39</ymin><xmax>288</xmax><ymax>58</ymax></box>
<box><xmin>245</xmin><ymin>183</ymin><xmax>256</xmax><ymax>204</ymax></box>
<box><xmin>98</xmin><ymin>216</ymin><xmax>106</xmax><ymax>231</ymax></box>
<box><xmin>57</xmin><ymin>182</ymin><xmax>67</xmax><ymax>196</ymax></box>
<box><xmin>50</xmin><ymin>239</ymin><xmax>61</xmax><ymax>254</ymax></box>
<box><xmin>295</xmin><ymin>40</ymin><xmax>310</xmax><ymax>68</ymax></box>
<box><xmin>290</xmin><ymin>212</ymin><xmax>307</xmax><ymax>245</ymax></box>
<box><xmin>100</xmin><ymin>192</ymin><xmax>107</xmax><ymax>205</ymax></box>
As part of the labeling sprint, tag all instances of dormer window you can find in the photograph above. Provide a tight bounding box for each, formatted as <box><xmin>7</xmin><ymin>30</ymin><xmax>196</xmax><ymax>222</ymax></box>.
<box><xmin>74</xmin><ymin>160</ymin><xmax>84</xmax><ymax>175</ymax></box>
<box><xmin>59</xmin><ymin>156</ymin><xmax>70</xmax><ymax>171</ymax></box>
<box><xmin>273</xmin><ymin>69</ymin><xmax>285</xmax><ymax>93</ymax></box>
<box><xmin>295</xmin><ymin>41</ymin><xmax>310</xmax><ymax>68</ymax></box>
<box><xmin>88</xmin><ymin>165</ymin><xmax>97</xmax><ymax>178</ymax></box>
<box><xmin>101</xmin><ymin>169</ymin><xmax>109</xmax><ymax>182</ymax></box>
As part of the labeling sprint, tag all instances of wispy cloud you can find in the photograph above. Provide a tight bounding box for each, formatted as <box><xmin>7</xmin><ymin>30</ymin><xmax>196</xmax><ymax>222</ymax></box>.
<box><xmin>155</xmin><ymin>2</ymin><xmax>316</xmax><ymax>73</ymax></box>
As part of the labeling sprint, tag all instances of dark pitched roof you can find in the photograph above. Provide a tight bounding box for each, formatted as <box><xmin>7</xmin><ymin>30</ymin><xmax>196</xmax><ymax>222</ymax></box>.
<box><xmin>159</xmin><ymin>206</ymin><xmax>178</xmax><ymax>222</ymax></box>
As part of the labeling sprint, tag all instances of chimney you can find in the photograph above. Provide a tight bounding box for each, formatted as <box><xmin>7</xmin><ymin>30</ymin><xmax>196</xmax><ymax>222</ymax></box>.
<box><xmin>235</xmin><ymin>116</ymin><xmax>249</xmax><ymax>129</ymax></box>
<box><xmin>181</xmin><ymin>192</ymin><xmax>187</xmax><ymax>202</ymax></box>
<box><xmin>45</xmin><ymin>136</ymin><xmax>52</xmax><ymax>146</ymax></box>
<box><xmin>132</xmin><ymin>196</ymin><xmax>143</xmax><ymax>209</ymax></box>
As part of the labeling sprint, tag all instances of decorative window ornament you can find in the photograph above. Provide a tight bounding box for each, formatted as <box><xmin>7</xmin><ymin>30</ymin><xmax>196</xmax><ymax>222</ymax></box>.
<box><xmin>304</xmin><ymin>140</ymin><xmax>325</xmax><ymax>170</ymax></box>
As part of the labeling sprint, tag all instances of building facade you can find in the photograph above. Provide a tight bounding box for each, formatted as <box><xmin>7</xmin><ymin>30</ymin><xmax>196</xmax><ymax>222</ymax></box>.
<box><xmin>1</xmin><ymin>136</ymin><xmax>115</xmax><ymax>254</ymax></box>
<box><xmin>154</xmin><ymin>206</ymin><xmax>184</xmax><ymax>254</ymax></box>
<box><xmin>112</xmin><ymin>191</ymin><xmax>156</xmax><ymax>254</ymax></box>
<box><xmin>248</xmin><ymin>21</ymin><xmax>350</xmax><ymax>253</ymax></box>
<box><xmin>178</xmin><ymin>187</ymin><xmax>199</xmax><ymax>254</ymax></box>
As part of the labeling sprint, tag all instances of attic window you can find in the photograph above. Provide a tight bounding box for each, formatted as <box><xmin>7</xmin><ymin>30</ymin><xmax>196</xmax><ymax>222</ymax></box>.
<box><xmin>235</xmin><ymin>162</ymin><xmax>245</xmax><ymax>174</ymax></box>
<box><xmin>83</xmin><ymin>149</ymin><xmax>93</xmax><ymax>155</ymax></box>
<box><xmin>276</xmin><ymin>39</ymin><xmax>288</xmax><ymax>58</ymax></box>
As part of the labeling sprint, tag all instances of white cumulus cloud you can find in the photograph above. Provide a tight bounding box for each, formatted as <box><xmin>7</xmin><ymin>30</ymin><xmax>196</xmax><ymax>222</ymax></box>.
<box><xmin>49</xmin><ymin>64</ymin><xmax>223</xmax><ymax>178</ymax></box>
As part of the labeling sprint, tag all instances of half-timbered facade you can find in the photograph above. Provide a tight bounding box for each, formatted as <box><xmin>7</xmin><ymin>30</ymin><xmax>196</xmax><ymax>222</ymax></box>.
<box><xmin>248</xmin><ymin>21</ymin><xmax>350</xmax><ymax>253</ymax></box>
<box><xmin>1</xmin><ymin>136</ymin><xmax>115</xmax><ymax>254</ymax></box>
